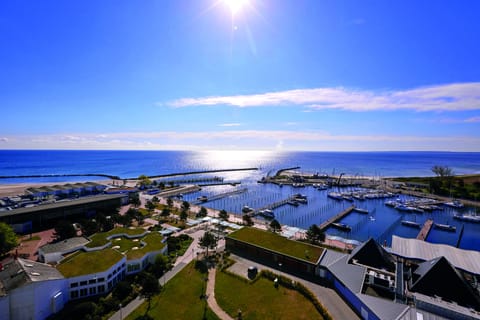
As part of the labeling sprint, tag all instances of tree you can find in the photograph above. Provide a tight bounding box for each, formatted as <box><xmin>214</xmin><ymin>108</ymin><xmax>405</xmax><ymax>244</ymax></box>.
<box><xmin>242</xmin><ymin>214</ymin><xmax>254</xmax><ymax>226</ymax></box>
<box><xmin>181</xmin><ymin>201</ymin><xmax>190</xmax><ymax>212</ymax></box>
<box><xmin>180</xmin><ymin>210</ymin><xmax>188</xmax><ymax>221</ymax></box>
<box><xmin>131</xmin><ymin>193</ymin><xmax>141</xmax><ymax>208</ymax></box>
<box><xmin>269</xmin><ymin>219</ymin><xmax>281</xmax><ymax>233</ymax></box>
<box><xmin>138</xmin><ymin>175</ymin><xmax>152</xmax><ymax>188</ymax></box>
<box><xmin>0</xmin><ymin>222</ymin><xmax>17</xmax><ymax>256</ymax></box>
<box><xmin>136</xmin><ymin>272</ymin><xmax>161</xmax><ymax>312</ymax></box>
<box><xmin>54</xmin><ymin>220</ymin><xmax>76</xmax><ymax>241</ymax></box>
<box><xmin>218</xmin><ymin>209</ymin><xmax>229</xmax><ymax>221</ymax></box>
<box><xmin>146</xmin><ymin>200</ymin><xmax>156</xmax><ymax>214</ymax></box>
<box><xmin>80</xmin><ymin>219</ymin><xmax>99</xmax><ymax>236</ymax></box>
<box><xmin>152</xmin><ymin>196</ymin><xmax>159</xmax><ymax>204</ymax></box>
<box><xmin>160</xmin><ymin>207</ymin><xmax>170</xmax><ymax>219</ymax></box>
<box><xmin>198</xmin><ymin>231</ymin><xmax>218</xmax><ymax>257</ymax></box>
<box><xmin>166</xmin><ymin>197</ymin><xmax>173</xmax><ymax>208</ymax></box>
<box><xmin>150</xmin><ymin>254</ymin><xmax>171</xmax><ymax>278</ymax></box>
<box><xmin>197</xmin><ymin>206</ymin><xmax>208</xmax><ymax>218</ymax></box>
<box><xmin>306</xmin><ymin>224</ymin><xmax>325</xmax><ymax>244</ymax></box>
<box><xmin>112</xmin><ymin>281</ymin><xmax>132</xmax><ymax>301</ymax></box>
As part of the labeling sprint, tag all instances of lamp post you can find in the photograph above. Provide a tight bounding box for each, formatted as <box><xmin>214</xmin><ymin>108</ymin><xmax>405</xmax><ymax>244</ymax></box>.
<box><xmin>119</xmin><ymin>303</ymin><xmax>123</xmax><ymax>320</ymax></box>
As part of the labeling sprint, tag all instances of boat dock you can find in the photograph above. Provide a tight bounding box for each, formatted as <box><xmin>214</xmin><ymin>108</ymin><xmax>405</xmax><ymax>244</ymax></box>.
<box><xmin>191</xmin><ymin>188</ymin><xmax>248</xmax><ymax>205</ymax></box>
<box><xmin>318</xmin><ymin>206</ymin><xmax>355</xmax><ymax>231</ymax></box>
<box><xmin>198</xmin><ymin>181</ymin><xmax>241</xmax><ymax>187</ymax></box>
<box><xmin>252</xmin><ymin>195</ymin><xmax>304</xmax><ymax>215</ymax></box>
<box><xmin>416</xmin><ymin>219</ymin><xmax>433</xmax><ymax>240</ymax></box>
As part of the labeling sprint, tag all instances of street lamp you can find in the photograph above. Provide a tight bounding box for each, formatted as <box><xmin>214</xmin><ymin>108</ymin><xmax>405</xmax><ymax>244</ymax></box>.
<box><xmin>119</xmin><ymin>303</ymin><xmax>123</xmax><ymax>320</ymax></box>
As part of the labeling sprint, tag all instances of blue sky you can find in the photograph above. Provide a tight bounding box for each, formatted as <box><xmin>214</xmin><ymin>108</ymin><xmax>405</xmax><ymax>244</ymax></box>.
<box><xmin>1</xmin><ymin>0</ymin><xmax>479</xmax><ymax>151</ymax></box>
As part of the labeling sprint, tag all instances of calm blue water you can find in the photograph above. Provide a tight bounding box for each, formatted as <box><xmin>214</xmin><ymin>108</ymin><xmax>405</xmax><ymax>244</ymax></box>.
<box><xmin>1</xmin><ymin>150</ymin><xmax>479</xmax><ymax>251</ymax></box>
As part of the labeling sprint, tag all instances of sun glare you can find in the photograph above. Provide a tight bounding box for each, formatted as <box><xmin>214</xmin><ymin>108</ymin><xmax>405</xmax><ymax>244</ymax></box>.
<box><xmin>224</xmin><ymin>0</ymin><xmax>250</xmax><ymax>15</ymax></box>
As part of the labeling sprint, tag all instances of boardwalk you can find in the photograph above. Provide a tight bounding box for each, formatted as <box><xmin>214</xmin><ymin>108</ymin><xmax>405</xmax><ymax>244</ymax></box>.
<box><xmin>417</xmin><ymin>219</ymin><xmax>433</xmax><ymax>240</ymax></box>
<box><xmin>319</xmin><ymin>206</ymin><xmax>355</xmax><ymax>231</ymax></box>
<box><xmin>253</xmin><ymin>195</ymin><xmax>303</xmax><ymax>214</ymax></box>
<box><xmin>191</xmin><ymin>188</ymin><xmax>248</xmax><ymax>205</ymax></box>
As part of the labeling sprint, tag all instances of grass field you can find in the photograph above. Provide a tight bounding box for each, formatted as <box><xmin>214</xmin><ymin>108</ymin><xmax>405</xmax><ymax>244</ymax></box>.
<box><xmin>126</xmin><ymin>262</ymin><xmax>220</xmax><ymax>320</ymax></box>
<box><xmin>215</xmin><ymin>271</ymin><xmax>325</xmax><ymax>320</ymax></box>
<box><xmin>228</xmin><ymin>227</ymin><xmax>324</xmax><ymax>263</ymax></box>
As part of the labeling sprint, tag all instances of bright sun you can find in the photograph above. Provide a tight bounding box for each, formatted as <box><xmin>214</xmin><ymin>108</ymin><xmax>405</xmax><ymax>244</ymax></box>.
<box><xmin>224</xmin><ymin>0</ymin><xmax>250</xmax><ymax>15</ymax></box>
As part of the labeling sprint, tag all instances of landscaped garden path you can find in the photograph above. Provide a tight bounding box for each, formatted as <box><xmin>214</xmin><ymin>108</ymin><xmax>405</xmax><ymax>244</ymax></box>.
<box><xmin>206</xmin><ymin>268</ymin><xmax>234</xmax><ymax>320</ymax></box>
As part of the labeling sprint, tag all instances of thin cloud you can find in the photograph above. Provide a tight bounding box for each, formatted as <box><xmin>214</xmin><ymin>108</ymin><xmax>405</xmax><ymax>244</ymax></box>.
<box><xmin>464</xmin><ymin>116</ymin><xmax>480</xmax><ymax>123</ymax></box>
<box><xmin>5</xmin><ymin>131</ymin><xmax>480</xmax><ymax>152</ymax></box>
<box><xmin>218</xmin><ymin>123</ymin><xmax>242</xmax><ymax>127</ymax></box>
<box><xmin>0</xmin><ymin>137</ymin><xmax>8</xmax><ymax>142</ymax></box>
<box><xmin>165</xmin><ymin>82</ymin><xmax>480</xmax><ymax>112</ymax></box>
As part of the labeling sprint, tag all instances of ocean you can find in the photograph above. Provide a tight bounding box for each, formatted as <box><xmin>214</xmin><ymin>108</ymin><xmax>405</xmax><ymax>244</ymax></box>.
<box><xmin>1</xmin><ymin>150</ymin><xmax>479</xmax><ymax>250</ymax></box>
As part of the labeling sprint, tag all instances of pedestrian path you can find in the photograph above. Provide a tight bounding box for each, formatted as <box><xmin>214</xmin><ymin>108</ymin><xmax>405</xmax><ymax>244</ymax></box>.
<box><xmin>205</xmin><ymin>268</ymin><xmax>235</xmax><ymax>320</ymax></box>
<box><xmin>109</xmin><ymin>230</ymin><xmax>204</xmax><ymax>320</ymax></box>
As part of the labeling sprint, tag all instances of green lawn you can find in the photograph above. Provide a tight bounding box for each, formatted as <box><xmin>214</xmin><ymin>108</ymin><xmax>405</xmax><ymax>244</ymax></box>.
<box><xmin>57</xmin><ymin>249</ymin><xmax>124</xmax><ymax>277</ymax></box>
<box><xmin>126</xmin><ymin>262</ymin><xmax>220</xmax><ymax>320</ymax></box>
<box><xmin>215</xmin><ymin>271</ymin><xmax>324</xmax><ymax>320</ymax></box>
<box><xmin>228</xmin><ymin>227</ymin><xmax>324</xmax><ymax>263</ymax></box>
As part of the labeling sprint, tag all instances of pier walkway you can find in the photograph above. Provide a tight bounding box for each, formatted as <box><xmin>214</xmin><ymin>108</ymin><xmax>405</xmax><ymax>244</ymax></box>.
<box><xmin>191</xmin><ymin>188</ymin><xmax>248</xmax><ymax>205</ymax></box>
<box><xmin>252</xmin><ymin>195</ymin><xmax>302</xmax><ymax>214</ymax></box>
<box><xmin>416</xmin><ymin>219</ymin><xmax>433</xmax><ymax>240</ymax></box>
<box><xmin>319</xmin><ymin>206</ymin><xmax>355</xmax><ymax>231</ymax></box>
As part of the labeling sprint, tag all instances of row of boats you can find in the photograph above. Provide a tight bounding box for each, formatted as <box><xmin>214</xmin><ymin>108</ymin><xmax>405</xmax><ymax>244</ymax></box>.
<box><xmin>327</xmin><ymin>190</ymin><xmax>396</xmax><ymax>202</ymax></box>
<box><xmin>400</xmin><ymin>220</ymin><xmax>457</xmax><ymax>232</ymax></box>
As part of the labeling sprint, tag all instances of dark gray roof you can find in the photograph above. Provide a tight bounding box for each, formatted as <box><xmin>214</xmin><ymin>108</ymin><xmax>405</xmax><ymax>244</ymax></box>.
<box><xmin>39</xmin><ymin>237</ymin><xmax>90</xmax><ymax>254</ymax></box>
<box><xmin>0</xmin><ymin>258</ymin><xmax>64</xmax><ymax>296</ymax></box>
<box><xmin>357</xmin><ymin>294</ymin><xmax>409</xmax><ymax>320</ymax></box>
<box><xmin>328</xmin><ymin>255</ymin><xmax>366</xmax><ymax>293</ymax></box>
<box><xmin>0</xmin><ymin>194</ymin><xmax>125</xmax><ymax>218</ymax></box>
<box><xmin>349</xmin><ymin>238</ymin><xmax>396</xmax><ymax>272</ymax></box>
<box><xmin>318</xmin><ymin>249</ymin><xmax>347</xmax><ymax>267</ymax></box>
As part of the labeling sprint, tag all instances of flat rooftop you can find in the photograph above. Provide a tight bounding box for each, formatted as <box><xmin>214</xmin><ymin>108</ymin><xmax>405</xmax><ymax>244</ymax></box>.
<box><xmin>57</xmin><ymin>249</ymin><xmax>124</xmax><ymax>277</ymax></box>
<box><xmin>227</xmin><ymin>227</ymin><xmax>324</xmax><ymax>263</ymax></box>
<box><xmin>0</xmin><ymin>194</ymin><xmax>125</xmax><ymax>218</ymax></box>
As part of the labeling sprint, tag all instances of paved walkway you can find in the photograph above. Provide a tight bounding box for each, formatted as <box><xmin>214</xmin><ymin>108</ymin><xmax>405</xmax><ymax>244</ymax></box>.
<box><xmin>206</xmin><ymin>268</ymin><xmax>234</xmax><ymax>320</ymax></box>
<box><xmin>109</xmin><ymin>228</ymin><xmax>205</xmax><ymax>320</ymax></box>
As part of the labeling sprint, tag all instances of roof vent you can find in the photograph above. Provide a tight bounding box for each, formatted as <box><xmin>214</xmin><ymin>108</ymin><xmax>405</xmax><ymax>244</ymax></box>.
<box><xmin>25</xmin><ymin>264</ymin><xmax>33</xmax><ymax>267</ymax></box>
<box><xmin>31</xmin><ymin>272</ymin><xmax>40</xmax><ymax>276</ymax></box>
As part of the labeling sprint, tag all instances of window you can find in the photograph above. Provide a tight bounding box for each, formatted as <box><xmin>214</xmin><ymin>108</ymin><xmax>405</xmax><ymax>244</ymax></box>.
<box><xmin>70</xmin><ymin>282</ymin><xmax>78</xmax><ymax>288</ymax></box>
<box><xmin>70</xmin><ymin>290</ymin><xmax>78</xmax><ymax>299</ymax></box>
<box><xmin>89</xmin><ymin>287</ymin><xmax>96</xmax><ymax>295</ymax></box>
<box><xmin>108</xmin><ymin>281</ymin><xmax>113</xmax><ymax>289</ymax></box>
<box><xmin>80</xmin><ymin>281</ymin><xmax>87</xmax><ymax>286</ymax></box>
<box><xmin>89</xmin><ymin>279</ymin><xmax>96</xmax><ymax>284</ymax></box>
<box><xmin>80</xmin><ymin>288</ymin><xmax>87</xmax><ymax>297</ymax></box>
<box><xmin>98</xmin><ymin>285</ymin><xmax>105</xmax><ymax>293</ymax></box>
<box><xmin>98</xmin><ymin>277</ymin><xmax>105</xmax><ymax>282</ymax></box>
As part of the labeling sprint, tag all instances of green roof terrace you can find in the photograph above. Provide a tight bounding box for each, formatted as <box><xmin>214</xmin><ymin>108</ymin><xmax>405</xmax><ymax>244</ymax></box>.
<box><xmin>227</xmin><ymin>227</ymin><xmax>324</xmax><ymax>263</ymax></box>
<box><xmin>57</xmin><ymin>249</ymin><xmax>124</xmax><ymax>277</ymax></box>
<box><xmin>86</xmin><ymin>227</ymin><xmax>146</xmax><ymax>248</ymax></box>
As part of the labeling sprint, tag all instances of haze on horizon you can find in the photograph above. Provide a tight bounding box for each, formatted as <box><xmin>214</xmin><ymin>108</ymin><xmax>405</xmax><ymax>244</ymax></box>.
<box><xmin>1</xmin><ymin>0</ymin><xmax>479</xmax><ymax>152</ymax></box>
